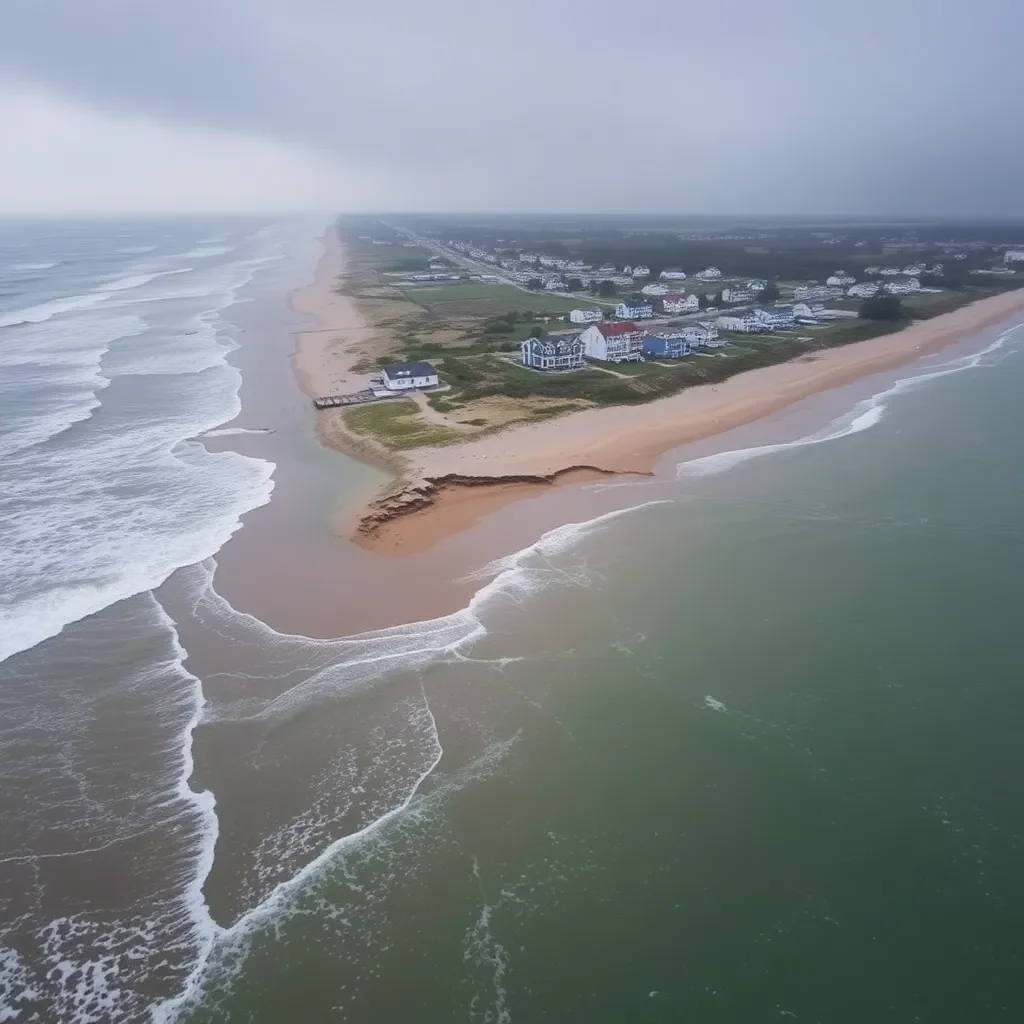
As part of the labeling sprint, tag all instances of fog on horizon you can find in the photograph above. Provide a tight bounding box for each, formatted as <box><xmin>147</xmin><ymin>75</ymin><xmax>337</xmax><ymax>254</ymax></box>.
<box><xmin>1</xmin><ymin>0</ymin><xmax>1022</xmax><ymax>217</ymax></box>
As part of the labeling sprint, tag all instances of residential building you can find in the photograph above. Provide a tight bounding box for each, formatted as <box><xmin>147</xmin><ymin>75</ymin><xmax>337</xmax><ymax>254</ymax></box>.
<box><xmin>695</xmin><ymin>266</ymin><xmax>723</xmax><ymax>280</ymax></box>
<box><xmin>1005</xmin><ymin>250</ymin><xmax>1024</xmax><ymax>263</ymax></box>
<box><xmin>747</xmin><ymin>279</ymin><xmax>768</xmax><ymax>292</ymax></box>
<box><xmin>792</xmin><ymin>302</ymin><xmax>817</xmax><ymax>320</ymax></box>
<box><xmin>569</xmin><ymin>307</ymin><xmax>603</xmax><ymax>324</ymax></box>
<box><xmin>632</xmin><ymin>264</ymin><xmax>651</xmax><ymax>279</ymax></box>
<box><xmin>615</xmin><ymin>300</ymin><xmax>654</xmax><ymax>320</ymax></box>
<box><xmin>826</xmin><ymin>271</ymin><xmax>856</xmax><ymax>287</ymax></box>
<box><xmin>682</xmin><ymin>321</ymin><xmax>721</xmax><ymax>347</ymax></box>
<box><xmin>884</xmin><ymin>277</ymin><xmax>921</xmax><ymax>295</ymax></box>
<box><xmin>847</xmin><ymin>282</ymin><xmax>880</xmax><ymax>299</ymax></box>
<box><xmin>655</xmin><ymin>293</ymin><xmax>699</xmax><ymax>315</ymax></box>
<box><xmin>879</xmin><ymin>267</ymin><xmax>902</xmax><ymax>276</ymax></box>
<box><xmin>864</xmin><ymin>265</ymin><xmax>881</xmax><ymax>274</ymax></box>
<box><xmin>793</xmin><ymin>284</ymin><xmax>845</xmax><ymax>301</ymax></box>
<box><xmin>521</xmin><ymin>333</ymin><xmax>585</xmax><ymax>371</ymax></box>
<box><xmin>903</xmin><ymin>263</ymin><xmax>926</xmax><ymax>275</ymax></box>
<box><xmin>641</xmin><ymin>282</ymin><xmax>670</xmax><ymax>297</ymax></box>
<box><xmin>643</xmin><ymin>332</ymin><xmax>693</xmax><ymax>358</ymax></box>
<box><xmin>754</xmin><ymin>305</ymin><xmax>796</xmax><ymax>329</ymax></box>
<box><xmin>543</xmin><ymin>277</ymin><xmax>564</xmax><ymax>291</ymax></box>
<box><xmin>580</xmin><ymin>321</ymin><xmax>646</xmax><ymax>362</ymax></box>
<box><xmin>659</xmin><ymin>267</ymin><xmax>688</xmax><ymax>281</ymax></box>
<box><xmin>722</xmin><ymin>287</ymin><xmax>756</xmax><ymax>305</ymax></box>
<box><xmin>716</xmin><ymin>310</ymin><xmax>764</xmax><ymax>333</ymax></box>
<box><xmin>381</xmin><ymin>361</ymin><xmax>439</xmax><ymax>390</ymax></box>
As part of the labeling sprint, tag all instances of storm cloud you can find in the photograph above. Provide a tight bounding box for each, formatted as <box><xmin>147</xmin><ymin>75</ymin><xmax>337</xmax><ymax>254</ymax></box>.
<box><xmin>1</xmin><ymin>0</ymin><xmax>1022</xmax><ymax>214</ymax></box>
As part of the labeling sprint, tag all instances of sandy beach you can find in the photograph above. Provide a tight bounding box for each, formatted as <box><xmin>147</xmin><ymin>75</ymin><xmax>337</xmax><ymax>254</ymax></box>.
<box><xmin>292</xmin><ymin>229</ymin><xmax>1024</xmax><ymax>557</ymax></box>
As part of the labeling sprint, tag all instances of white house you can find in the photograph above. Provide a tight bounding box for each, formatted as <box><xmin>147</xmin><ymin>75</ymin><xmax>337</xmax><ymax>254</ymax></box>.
<box><xmin>722</xmin><ymin>287</ymin><xmax>756</xmax><ymax>305</ymax></box>
<box><xmin>793</xmin><ymin>284</ymin><xmax>845</xmax><ymax>301</ymax></box>
<box><xmin>543</xmin><ymin>277</ymin><xmax>564</xmax><ymax>291</ymax></box>
<box><xmin>659</xmin><ymin>267</ymin><xmax>688</xmax><ymax>280</ymax></box>
<box><xmin>641</xmin><ymin>282</ymin><xmax>670</xmax><ymax>297</ymax></box>
<box><xmin>695</xmin><ymin>266</ymin><xmax>723</xmax><ymax>280</ymax></box>
<box><xmin>681</xmin><ymin>322</ymin><xmax>721</xmax><ymax>347</ymax></box>
<box><xmin>615</xmin><ymin>300</ymin><xmax>654</xmax><ymax>320</ymax></box>
<box><xmin>747</xmin><ymin>279</ymin><xmax>768</xmax><ymax>292</ymax></box>
<box><xmin>879</xmin><ymin>267</ymin><xmax>902</xmax><ymax>276</ymax></box>
<box><xmin>521</xmin><ymin>333</ymin><xmax>585</xmax><ymax>371</ymax></box>
<box><xmin>381</xmin><ymin>361</ymin><xmax>439</xmax><ymax>390</ymax></box>
<box><xmin>716</xmin><ymin>311</ymin><xmax>764</xmax><ymax>333</ymax></box>
<box><xmin>884</xmin><ymin>277</ymin><xmax>921</xmax><ymax>295</ymax></box>
<box><xmin>622</xmin><ymin>265</ymin><xmax>633</xmax><ymax>276</ymax></box>
<box><xmin>864</xmin><ymin>265</ymin><xmax>881</xmax><ymax>275</ymax></box>
<box><xmin>632</xmin><ymin>264</ymin><xmax>651</xmax><ymax>279</ymax></box>
<box><xmin>792</xmin><ymin>302</ymin><xmax>818</xmax><ymax>320</ymax></box>
<box><xmin>580</xmin><ymin>321</ymin><xmax>646</xmax><ymax>362</ymax></box>
<box><xmin>1005</xmin><ymin>250</ymin><xmax>1024</xmax><ymax>263</ymax></box>
<box><xmin>903</xmin><ymin>263</ymin><xmax>926</xmax><ymax>276</ymax></box>
<box><xmin>569</xmin><ymin>308</ymin><xmax>603</xmax><ymax>324</ymax></box>
<box><xmin>847</xmin><ymin>282</ymin><xmax>880</xmax><ymax>299</ymax></box>
<box><xmin>754</xmin><ymin>305</ymin><xmax>796</xmax><ymax>329</ymax></box>
<box><xmin>655</xmin><ymin>293</ymin><xmax>699</xmax><ymax>315</ymax></box>
<box><xmin>826</xmin><ymin>271</ymin><xmax>856</xmax><ymax>287</ymax></box>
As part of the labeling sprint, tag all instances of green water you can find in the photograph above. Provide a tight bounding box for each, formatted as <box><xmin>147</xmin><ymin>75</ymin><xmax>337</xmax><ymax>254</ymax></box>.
<box><xmin>183</xmin><ymin>329</ymin><xmax>1024</xmax><ymax>1023</ymax></box>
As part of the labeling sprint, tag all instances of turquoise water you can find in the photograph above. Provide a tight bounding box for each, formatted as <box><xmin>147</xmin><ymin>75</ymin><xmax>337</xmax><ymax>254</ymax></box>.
<box><xmin>171</xmin><ymin>320</ymin><xmax>1024</xmax><ymax>1022</ymax></box>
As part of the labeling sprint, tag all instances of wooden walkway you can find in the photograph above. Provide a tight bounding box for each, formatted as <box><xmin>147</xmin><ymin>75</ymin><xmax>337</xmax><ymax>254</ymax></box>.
<box><xmin>313</xmin><ymin>390</ymin><xmax>383</xmax><ymax>410</ymax></box>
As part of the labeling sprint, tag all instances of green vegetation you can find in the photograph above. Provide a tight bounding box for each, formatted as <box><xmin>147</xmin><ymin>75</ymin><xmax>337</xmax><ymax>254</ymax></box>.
<box><xmin>343</xmin><ymin>400</ymin><xmax>463</xmax><ymax>449</ymax></box>
<box><xmin>399</xmin><ymin>282</ymin><xmax>578</xmax><ymax>317</ymax></box>
<box><xmin>859</xmin><ymin>295</ymin><xmax>904</xmax><ymax>320</ymax></box>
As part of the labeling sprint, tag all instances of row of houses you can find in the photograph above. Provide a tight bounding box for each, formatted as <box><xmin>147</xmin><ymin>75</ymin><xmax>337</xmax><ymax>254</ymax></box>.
<box><xmin>521</xmin><ymin>320</ymin><xmax>722</xmax><ymax>370</ymax></box>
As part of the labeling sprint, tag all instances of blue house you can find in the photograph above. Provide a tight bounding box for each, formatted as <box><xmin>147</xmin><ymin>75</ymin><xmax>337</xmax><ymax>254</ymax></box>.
<box><xmin>643</xmin><ymin>332</ymin><xmax>693</xmax><ymax>359</ymax></box>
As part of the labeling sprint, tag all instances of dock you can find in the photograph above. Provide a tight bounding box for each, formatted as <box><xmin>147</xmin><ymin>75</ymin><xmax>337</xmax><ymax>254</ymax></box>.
<box><xmin>313</xmin><ymin>388</ymin><xmax>394</xmax><ymax>410</ymax></box>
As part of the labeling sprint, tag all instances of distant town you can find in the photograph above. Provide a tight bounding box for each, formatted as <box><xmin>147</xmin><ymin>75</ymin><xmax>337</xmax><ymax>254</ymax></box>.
<box><xmin>326</xmin><ymin>215</ymin><xmax>1024</xmax><ymax>450</ymax></box>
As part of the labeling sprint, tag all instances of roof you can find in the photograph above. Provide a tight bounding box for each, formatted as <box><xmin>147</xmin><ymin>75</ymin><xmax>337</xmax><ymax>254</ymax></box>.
<box><xmin>599</xmin><ymin>321</ymin><xmax>639</xmax><ymax>336</ymax></box>
<box><xmin>660</xmin><ymin>292</ymin><xmax>685</xmax><ymax>301</ymax></box>
<box><xmin>383</xmin><ymin>361</ymin><xmax>437</xmax><ymax>378</ymax></box>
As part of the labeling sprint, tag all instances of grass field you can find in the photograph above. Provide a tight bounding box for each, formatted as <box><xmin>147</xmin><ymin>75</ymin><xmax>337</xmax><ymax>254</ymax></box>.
<box><xmin>398</xmin><ymin>282</ymin><xmax>581</xmax><ymax>317</ymax></box>
<box><xmin>343</xmin><ymin>400</ymin><xmax>463</xmax><ymax>449</ymax></box>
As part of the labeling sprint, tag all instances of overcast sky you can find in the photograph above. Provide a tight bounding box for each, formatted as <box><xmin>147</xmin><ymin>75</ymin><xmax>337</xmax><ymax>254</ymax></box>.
<box><xmin>1</xmin><ymin>0</ymin><xmax>1022</xmax><ymax>216</ymax></box>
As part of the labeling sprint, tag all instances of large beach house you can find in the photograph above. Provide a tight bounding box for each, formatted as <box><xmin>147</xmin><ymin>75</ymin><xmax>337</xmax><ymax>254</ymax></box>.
<box><xmin>643</xmin><ymin>332</ymin><xmax>693</xmax><ymax>359</ymax></box>
<box><xmin>580</xmin><ymin>321</ymin><xmax>646</xmax><ymax>362</ymax></box>
<box><xmin>655</xmin><ymin>293</ymin><xmax>699</xmax><ymax>315</ymax></box>
<box><xmin>568</xmin><ymin>307</ymin><xmax>603</xmax><ymax>324</ymax></box>
<box><xmin>380</xmin><ymin>361</ymin><xmax>439</xmax><ymax>390</ymax></box>
<box><xmin>614</xmin><ymin>299</ymin><xmax>654</xmax><ymax>320</ymax></box>
<box><xmin>520</xmin><ymin>333</ymin><xmax>585</xmax><ymax>371</ymax></box>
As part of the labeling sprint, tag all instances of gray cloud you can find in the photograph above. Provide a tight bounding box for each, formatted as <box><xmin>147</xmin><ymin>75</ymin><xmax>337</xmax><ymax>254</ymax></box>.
<box><xmin>2</xmin><ymin>0</ymin><xmax>1023</xmax><ymax>214</ymax></box>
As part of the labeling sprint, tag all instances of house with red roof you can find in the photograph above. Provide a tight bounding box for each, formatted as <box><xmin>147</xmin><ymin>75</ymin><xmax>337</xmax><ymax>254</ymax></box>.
<box><xmin>579</xmin><ymin>321</ymin><xmax>646</xmax><ymax>362</ymax></box>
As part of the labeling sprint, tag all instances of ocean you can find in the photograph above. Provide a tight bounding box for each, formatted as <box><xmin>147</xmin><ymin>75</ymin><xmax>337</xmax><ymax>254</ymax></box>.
<box><xmin>2</xmin><ymin>221</ymin><xmax>1024</xmax><ymax>1023</ymax></box>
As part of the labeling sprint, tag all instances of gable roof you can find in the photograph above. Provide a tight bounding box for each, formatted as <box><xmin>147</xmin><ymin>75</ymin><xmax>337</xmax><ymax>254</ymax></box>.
<box><xmin>383</xmin><ymin>361</ymin><xmax>437</xmax><ymax>378</ymax></box>
<box><xmin>599</xmin><ymin>321</ymin><xmax>639</xmax><ymax>336</ymax></box>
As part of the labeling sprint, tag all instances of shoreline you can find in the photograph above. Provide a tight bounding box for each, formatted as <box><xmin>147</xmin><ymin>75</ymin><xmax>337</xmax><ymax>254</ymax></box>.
<box><xmin>291</xmin><ymin>229</ymin><xmax>1024</xmax><ymax>557</ymax></box>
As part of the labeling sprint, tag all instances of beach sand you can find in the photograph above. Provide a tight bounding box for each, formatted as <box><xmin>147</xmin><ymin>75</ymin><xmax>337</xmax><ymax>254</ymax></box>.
<box><xmin>293</xmin><ymin>229</ymin><xmax>1024</xmax><ymax>558</ymax></box>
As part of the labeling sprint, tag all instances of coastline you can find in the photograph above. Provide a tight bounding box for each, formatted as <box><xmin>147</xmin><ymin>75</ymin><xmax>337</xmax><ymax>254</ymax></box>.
<box><xmin>291</xmin><ymin>228</ymin><xmax>1024</xmax><ymax>557</ymax></box>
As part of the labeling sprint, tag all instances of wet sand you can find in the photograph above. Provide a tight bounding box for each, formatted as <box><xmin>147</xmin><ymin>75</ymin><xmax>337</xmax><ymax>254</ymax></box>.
<box><xmin>291</xmin><ymin>229</ymin><xmax>1024</xmax><ymax>557</ymax></box>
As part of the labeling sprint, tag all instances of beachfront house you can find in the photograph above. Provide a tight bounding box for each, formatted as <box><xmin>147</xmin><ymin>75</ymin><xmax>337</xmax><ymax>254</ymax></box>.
<box><xmin>580</xmin><ymin>321</ymin><xmax>646</xmax><ymax>362</ymax></box>
<box><xmin>792</xmin><ymin>302</ymin><xmax>818</xmax><ymax>321</ymax></box>
<box><xmin>641</xmin><ymin>282</ymin><xmax>669</xmax><ymax>297</ymax></box>
<box><xmin>380</xmin><ymin>361</ymin><xmax>439</xmax><ymax>391</ymax></box>
<box><xmin>847</xmin><ymin>282</ymin><xmax>880</xmax><ymax>299</ymax></box>
<box><xmin>521</xmin><ymin>333</ymin><xmax>585</xmax><ymax>371</ymax></box>
<box><xmin>747</xmin><ymin>279</ymin><xmax>768</xmax><ymax>292</ymax></box>
<box><xmin>884</xmin><ymin>277</ymin><xmax>921</xmax><ymax>295</ymax></box>
<box><xmin>716</xmin><ymin>311</ymin><xmax>764</xmax><ymax>333</ymax></box>
<box><xmin>615</xmin><ymin>300</ymin><xmax>654</xmax><ymax>320</ymax></box>
<box><xmin>659</xmin><ymin>267</ymin><xmax>688</xmax><ymax>281</ymax></box>
<box><xmin>569</xmin><ymin>307</ymin><xmax>603</xmax><ymax>324</ymax></box>
<box><xmin>695</xmin><ymin>266</ymin><xmax>723</xmax><ymax>280</ymax></box>
<box><xmin>643</xmin><ymin>332</ymin><xmax>693</xmax><ymax>359</ymax></box>
<box><xmin>632</xmin><ymin>265</ymin><xmax>651</xmax><ymax>279</ymax></box>
<box><xmin>682</xmin><ymin>321</ymin><xmax>721</xmax><ymax>348</ymax></box>
<box><xmin>793</xmin><ymin>284</ymin><xmax>845</xmax><ymax>301</ymax></box>
<box><xmin>754</xmin><ymin>306</ymin><xmax>796</xmax><ymax>329</ymax></box>
<box><xmin>826</xmin><ymin>271</ymin><xmax>856</xmax><ymax>287</ymax></box>
<box><xmin>1004</xmin><ymin>250</ymin><xmax>1024</xmax><ymax>263</ymax></box>
<box><xmin>722</xmin><ymin>287</ymin><xmax>756</xmax><ymax>305</ymax></box>
<box><xmin>655</xmin><ymin>293</ymin><xmax>699</xmax><ymax>315</ymax></box>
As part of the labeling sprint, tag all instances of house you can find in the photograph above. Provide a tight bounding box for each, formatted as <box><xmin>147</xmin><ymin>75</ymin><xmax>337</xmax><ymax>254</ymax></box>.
<box><xmin>655</xmin><ymin>293</ymin><xmax>699</xmax><ymax>315</ymax></box>
<box><xmin>1005</xmin><ymin>250</ymin><xmax>1024</xmax><ymax>263</ymax></box>
<box><xmin>569</xmin><ymin>308</ymin><xmax>603</xmax><ymax>324</ymax></box>
<box><xmin>682</xmin><ymin>321</ymin><xmax>721</xmax><ymax>347</ymax></box>
<box><xmin>641</xmin><ymin>282</ymin><xmax>670</xmax><ymax>297</ymax></box>
<box><xmin>643</xmin><ymin>332</ymin><xmax>693</xmax><ymax>358</ymax></box>
<box><xmin>884</xmin><ymin>277</ymin><xmax>921</xmax><ymax>295</ymax></box>
<box><xmin>754</xmin><ymin>305</ymin><xmax>796</xmax><ymax>329</ymax></box>
<box><xmin>615</xmin><ymin>300</ymin><xmax>654</xmax><ymax>320</ymax></box>
<box><xmin>722</xmin><ymin>287</ymin><xmax>756</xmax><ymax>305</ymax></box>
<box><xmin>632</xmin><ymin>264</ymin><xmax>651</xmax><ymax>279</ymax></box>
<box><xmin>580</xmin><ymin>321</ymin><xmax>646</xmax><ymax>362</ymax></box>
<box><xmin>543</xmin><ymin>277</ymin><xmax>564</xmax><ymax>291</ymax></box>
<box><xmin>864</xmin><ymin>265</ymin><xmax>881</xmax><ymax>275</ymax></box>
<box><xmin>879</xmin><ymin>267</ymin><xmax>902</xmax><ymax>276</ymax></box>
<box><xmin>903</xmin><ymin>263</ymin><xmax>926</xmax><ymax>276</ymax></box>
<box><xmin>521</xmin><ymin>333</ymin><xmax>585</xmax><ymax>371</ymax></box>
<box><xmin>716</xmin><ymin>310</ymin><xmax>764</xmax><ymax>333</ymax></box>
<box><xmin>695</xmin><ymin>266</ymin><xmax>723</xmax><ymax>280</ymax></box>
<box><xmin>792</xmin><ymin>302</ymin><xmax>818</xmax><ymax>320</ymax></box>
<box><xmin>381</xmin><ymin>361</ymin><xmax>439</xmax><ymax>390</ymax></box>
<box><xmin>622</xmin><ymin>265</ymin><xmax>633</xmax><ymax>276</ymax></box>
<box><xmin>847</xmin><ymin>282</ymin><xmax>880</xmax><ymax>299</ymax></box>
<box><xmin>826</xmin><ymin>271</ymin><xmax>856</xmax><ymax>287</ymax></box>
<box><xmin>747</xmin><ymin>279</ymin><xmax>767</xmax><ymax>292</ymax></box>
<box><xmin>659</xmin><ymin>267</ymin><xmax>688</xmax><ymax>281</ymax></box>
<box><xmin>793</xmin><ymin>284</ymin><xmax>845</xmax><ymax>301</ymax></box>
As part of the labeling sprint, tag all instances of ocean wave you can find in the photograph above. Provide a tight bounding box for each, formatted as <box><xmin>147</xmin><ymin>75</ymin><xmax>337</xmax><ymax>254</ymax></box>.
<box><xmin>179</xmin><ymin>245</ymin><xmax>234</xmax><ymax>259</ymax></box>
<box><xmin>677</xmin><ymin>322</ymin><xmax>1024</xmax><ymax>479</ymax></box>
<box><xmin>9</xmin><ymin>261</ymin><xmax>59</xmax><ymax>271</ymax></box>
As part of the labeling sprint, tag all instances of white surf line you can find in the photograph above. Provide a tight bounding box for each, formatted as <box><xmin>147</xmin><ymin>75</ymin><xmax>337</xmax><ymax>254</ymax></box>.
<box><xmin>677</xmin><ymin>321</ymin><xmax>1024</xmax><ymax>480</ymax></box>
<box><xmin>152</xmin><ymin>679</ymin><xmax>446</xmax><ymax>1023</ymax></box>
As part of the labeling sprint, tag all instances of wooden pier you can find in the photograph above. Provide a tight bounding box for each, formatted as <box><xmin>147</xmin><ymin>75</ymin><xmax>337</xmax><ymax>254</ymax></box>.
<box><xmin>313</xmin><ymin>389</ymin><xmax>390</xmax><ymax>410</ymax></box>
